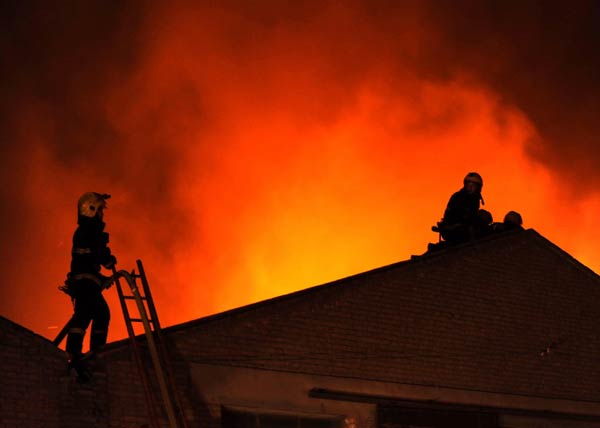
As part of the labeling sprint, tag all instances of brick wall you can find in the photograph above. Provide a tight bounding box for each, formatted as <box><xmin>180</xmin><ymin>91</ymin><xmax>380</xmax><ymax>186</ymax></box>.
<box><xmin>0</xmin><ymin>315</ymin><xmax>212</xmax><ymax>428</ymax></box>
<box><xmin>1</xmin><ymin>316</ymin><xmax>65</xmax><ymax>427</ymax></box>
<box><xmin>101</xmin><ymin>342</ymin><xmax>217</xmax><ymax>428</ymax></box>
<box><xmin>0</xmin><ymin>316</ymin><xmax>124</xmax><ymax>428</ymax></box>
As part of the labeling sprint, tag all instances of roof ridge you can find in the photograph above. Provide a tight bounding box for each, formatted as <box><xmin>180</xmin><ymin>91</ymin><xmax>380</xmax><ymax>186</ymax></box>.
<box><xmin>101</xmin><ymin>259</ymin><xmax>417</xmax><ymax>352</ymax></box>
<box><xmin>0</xmin><ymin>314</ymin><xmax>63</xmax><ymax>350</ymax></box>
<box><xmin>160</xmin><ymin>228</ymin><xmax>539</xmax><ymax>334</ymax></box>
<box><xmin>407</xmin><ymin>227</ymin><xmax>528</xmax><ymax>261</ymax></box>
<box><xmin>526</xmin><ymin>229</ymin><xmax>600</xmax><ymax>281</ymax></box>
<box><xmin>101</xmin><ymin>227</ymin><xmax>596</xmax><ymax>353</ymax></box>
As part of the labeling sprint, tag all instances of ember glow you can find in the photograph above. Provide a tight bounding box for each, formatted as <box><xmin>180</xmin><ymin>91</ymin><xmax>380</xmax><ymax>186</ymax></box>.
<box><xmin>1</xmin><ymin>1</ymin><xmax>599</xmax><ymax>346</ymax></box>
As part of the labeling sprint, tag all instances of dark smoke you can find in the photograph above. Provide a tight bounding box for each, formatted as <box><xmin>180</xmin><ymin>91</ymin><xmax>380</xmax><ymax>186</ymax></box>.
<box><xmin>2</xmin><ymin>0</ymin><xmax>598</xmax><ymax>218</ymax></box>
<box><xmin>418</xmin><ymin>0</ymin><xmax>600</xmax><ymax>193</ymax></box>
<box><xmin>0</xmin><ymin>1</ymin><xmax>196</xmax><ymax>329</ymax></box>
<box><xmin>1</xmin><ymin>0</ymin><xmax>599</xmax><ymax>335</ymax></box>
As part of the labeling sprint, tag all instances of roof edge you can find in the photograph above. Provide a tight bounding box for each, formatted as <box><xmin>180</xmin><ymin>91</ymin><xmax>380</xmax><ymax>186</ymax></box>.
<box><xmin>0</xmin><ymin>314</ymin><xmax>64</xmax><ymax>352</ymax></box>
<box><xmin>162</xmin><ymin>229</ymin><xmax>545</xmax><ymax>334</ymax></box>
<box><xmin>527</xmin><ymin>229</ymin><xmax>600</xmax><ymax>281</ymax></box>
<box><xmin>101</xmin><ymin>227</ymin><xmax>599</xmax><ymax>353</ymax></box>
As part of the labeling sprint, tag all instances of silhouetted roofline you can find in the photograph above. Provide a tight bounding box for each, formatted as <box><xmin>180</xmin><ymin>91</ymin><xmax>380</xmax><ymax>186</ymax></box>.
<box><xmin>416</xmin><ymin>228</ymin><xmax>599</xmax><ymax>278</ymax></box>
<box><xmin>0</xmin><ymin>314</ymin><xmax>63</xmax><ymax>350</ymax></box>
<box><xmin>526</xmin><ymin>229</ymin><xmax>600</xmax><ymax>281</ymax></box>
<box><xmin>103</xmin><ymin>227</ymin><xmax>599</xmax><ymax>355</ymax></box>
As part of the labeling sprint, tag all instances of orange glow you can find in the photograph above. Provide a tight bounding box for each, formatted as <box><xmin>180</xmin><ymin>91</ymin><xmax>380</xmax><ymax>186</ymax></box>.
<box><xmin>2</xmin><ymin>2</ymin><xmax>599</xmax><ymax>348</ymax></box>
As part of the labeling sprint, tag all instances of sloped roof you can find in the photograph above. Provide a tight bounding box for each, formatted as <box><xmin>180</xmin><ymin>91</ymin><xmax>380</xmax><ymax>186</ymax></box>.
<box><xmin>0</xmin><ymin>314</ymin><xmax>66</xmax><ymax>363</ymax></box>
<box><xmin>145</xmin><ymin>230</ymin><xmax>600</xmax><ymax>402</ymax></box>
<box><xmin>1</xmin><ymin>315</ymin><xmax>61</xmax><ymax>349</ymax></box>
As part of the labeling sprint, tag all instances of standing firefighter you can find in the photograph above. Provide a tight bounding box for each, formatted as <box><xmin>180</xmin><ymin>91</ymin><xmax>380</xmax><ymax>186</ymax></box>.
<box><xmin>438</xmin><ymin>172</ymin><xmax>485</xmax><ymax>245</ymax></box>
<box><xmin>63</xmin><ymin>192</ymin><xmax>117</xmax><ymax>381</ymax></box>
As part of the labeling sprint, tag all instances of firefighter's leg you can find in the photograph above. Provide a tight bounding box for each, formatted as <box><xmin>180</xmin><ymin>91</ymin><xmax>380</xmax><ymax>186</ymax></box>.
<box><xmin>90</xmin><ymin>293</ymin><xmax>110</xmax><ymax>352</ymax></box>
<box><xmin>66</xmin><ymin>296</ymin><xmax>93</xmax><ymax>360</ymax></box>
<box><xmin>65</xmin><ymin>284</ymin><xmax>95</xmax><ymax>382</ymax></box>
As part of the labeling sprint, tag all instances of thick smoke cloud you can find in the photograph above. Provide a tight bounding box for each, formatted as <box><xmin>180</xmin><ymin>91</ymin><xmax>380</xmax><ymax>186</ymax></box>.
<box><xmin>419</xmin><ymin>0</ymin><xmax>600</xmax><ymax>192</ymax></box>
<box><xmin>0</xmin><ymin>1</ymin><xmax>195</xmax><ymax>334</ymax></box>
<box><xmin>1</xmin><ymin>0</ymin><xmax>598</xmax><ymax>341</ymax></box>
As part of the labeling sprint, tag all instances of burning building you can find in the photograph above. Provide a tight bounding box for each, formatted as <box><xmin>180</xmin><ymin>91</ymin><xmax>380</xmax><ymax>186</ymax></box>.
<box><xmin>3</xmin><ymin>228</ymin><xmax>600</xmax><ymax>427</ymax></box>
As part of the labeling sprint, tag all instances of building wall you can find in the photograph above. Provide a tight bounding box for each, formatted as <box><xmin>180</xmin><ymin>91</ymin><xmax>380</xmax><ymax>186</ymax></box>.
<box><xmin>0</xmin><ymin>317</ymin><xmax>112</xmax><ymax>428</ymax></box>
<box><xmin>1</xmin><ymin>317</ymin><xmax>63</xmax><ymax>428</ymax></box>
<box><xmin>187</xmin><ymin>362</ymin><xmax>600</xmax><ymax>428</ymax></box>
<box><xmin>100</xmin><ymin>343</ymin><xmax>215</xmax><ymax>428</ymax></box>
<box><xmin>500</xmin><ymin>415</ymin><xmax>600</xmax><ymax>428</ymax></box>
<box><xmin>0</xmin><ymin>320</ymin><xmax>177</xmax><ymax>428</ymax></box>
<box><xmin>190</xmin><ymin>363</ymin><xmax>374</xmax><ymax>428</ymax></box>
<box><xmin>1</xmin><ymin>317</ymin><xmax>122</xmax><ymax>428</ymax></box>
<box><xmin>4</xmin><ymin>315</ymin><xmax>600</xmax><ymax>428</ymax></box>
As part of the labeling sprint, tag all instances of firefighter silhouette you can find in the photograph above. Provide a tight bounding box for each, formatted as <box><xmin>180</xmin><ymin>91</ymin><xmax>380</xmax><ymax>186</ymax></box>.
<box><xmin>437</xmin><ymin>172</ymin><xmax>485</xmax><ymax>245</ymax></box>
<box><xmin>63</xmin><ymin>192</ymin><xmax>117</xmax><ymax>381</ymax></box>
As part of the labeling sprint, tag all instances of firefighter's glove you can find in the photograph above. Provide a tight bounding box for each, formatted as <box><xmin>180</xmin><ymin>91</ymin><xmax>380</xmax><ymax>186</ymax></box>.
<box><xmin>104</xmin><ymin>255</ymin><xmax>117</xmax><ymax>269</ymax></box>
<box><xmin>101</xmin><ymin>274</ymin><xmax>115</xmax><ymax>290</ymax></box>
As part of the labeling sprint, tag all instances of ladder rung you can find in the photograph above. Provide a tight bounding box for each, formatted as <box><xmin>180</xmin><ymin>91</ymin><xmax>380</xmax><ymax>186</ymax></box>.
<box><xmin>123</xmin><ymin>295</ymin><xmax>148</xmax><ymax>300</ymax></box>
<box><xmin>130</xmin><ymin>318</ymin><xmax>154</xmax><ymax>323</ymax></box>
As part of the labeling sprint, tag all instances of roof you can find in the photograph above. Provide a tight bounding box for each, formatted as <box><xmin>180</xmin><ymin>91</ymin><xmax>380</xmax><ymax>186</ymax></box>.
<box><xmin>114</xmin><ymin>229</ymin><xmax>600</xmax><ymax>403</ymax></box>
<box><xmin>1</xmin><ymin>315</ymin><xmax>59</xmax><ymax>346</ymax></box>
<box><xmin>0</xmin><ymin>314</ymin><xmax>65</xmax><ymax>359</ymax></box>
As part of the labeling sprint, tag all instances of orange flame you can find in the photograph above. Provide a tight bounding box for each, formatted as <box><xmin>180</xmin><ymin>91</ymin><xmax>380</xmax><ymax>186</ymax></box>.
<box><xmin>2</xmin><ymin>1</ymin><xmax>599</xmax><ymax>347</ymax></box>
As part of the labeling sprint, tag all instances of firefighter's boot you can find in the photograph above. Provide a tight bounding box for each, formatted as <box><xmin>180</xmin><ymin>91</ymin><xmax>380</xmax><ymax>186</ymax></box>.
<box><xmin>68</xmin><ymin>353</ymin><xmax>92</xmax><ymax>383</ymax></box>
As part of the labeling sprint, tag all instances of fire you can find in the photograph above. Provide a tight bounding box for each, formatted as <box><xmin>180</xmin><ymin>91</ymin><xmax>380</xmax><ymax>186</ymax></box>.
<box><xmin>2</xmin><ymin>1</ymin><xmax>599</xmax><ymax>347</ymax></box>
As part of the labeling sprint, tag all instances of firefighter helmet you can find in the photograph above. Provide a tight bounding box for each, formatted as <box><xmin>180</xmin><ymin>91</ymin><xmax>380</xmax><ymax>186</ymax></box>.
<box><xmin>463</xmin><ymin>172</ymin><xmax>483</xmax><ymax>189</ymax></box>
<box><xmin>504</xmin><ymin>210</ymin><xmax>523</xmax><ymax>227</ymax></box>
<box><xmin>78</xmin><ymin>192</ymin><xmax>110</xmax><ymax>218</ymax></box>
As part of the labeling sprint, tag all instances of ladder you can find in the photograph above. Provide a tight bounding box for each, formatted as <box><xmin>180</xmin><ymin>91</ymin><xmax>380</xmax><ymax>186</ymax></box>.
<box><xmin>54</xmin><ymin>260</ymin><xmax>188</xmax><ymax>428</ymax></box>
<box><xmin>112</xmin><ymin>260</ymin><xmax>188</xmax><ymax>428</ymax></box>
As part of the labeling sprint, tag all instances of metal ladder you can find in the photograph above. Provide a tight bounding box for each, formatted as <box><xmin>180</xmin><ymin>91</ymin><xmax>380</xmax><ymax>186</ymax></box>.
<box><xmin>54</xmin><ymin>260</ymin><xmax>188</xmax><ymax>428</ymax></box>
<box><xmin>112</xmin><ymin>260</ymin><xmax>188</xmax><ymax>428</ymax></box>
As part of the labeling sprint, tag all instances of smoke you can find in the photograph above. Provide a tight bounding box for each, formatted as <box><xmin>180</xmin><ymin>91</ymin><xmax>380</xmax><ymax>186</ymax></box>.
<box><xmin>419</xmin><ymin>0</ymin><xmax>600</xmax><ymax>192</ymax></box>
<box><xmin>1</xmin><ymin>0</ymin><xmax>599</xmax><ymax>343</ymax></box>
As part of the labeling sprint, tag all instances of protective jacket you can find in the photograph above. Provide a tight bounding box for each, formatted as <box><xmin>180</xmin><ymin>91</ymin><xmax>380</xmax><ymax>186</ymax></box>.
<box><xmin>439</xmin><ymin>188</ymin><xmax>481</xmax><ymax>244</ymax></box>
<box><xmin>69</xmin><ymin>215</ymin><xmax>116</xmax><ymax>284</ymax></box>
<box><xmin>442</xmin><ymin>188</ymin><xmax>481</xmax><ymax>227</ymax></box>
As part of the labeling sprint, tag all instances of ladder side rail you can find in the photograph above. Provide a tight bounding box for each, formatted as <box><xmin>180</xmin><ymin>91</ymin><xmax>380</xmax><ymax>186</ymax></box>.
<box><xmin>136</xmin><ymin>260</ymin><xmax>190</xmax><ymax>428</ymax></box>
<box><xmin>136</xmin><ymin>259</ymin><xmax>163</xmax><ymax>330</ymax></box>
<box><xmin>119</xmin><ymin>270</ymin><xmax>180</xmax><ymax>428</ymax></box>
<box><xmin>113</xmin><ymin>270</ymin><xmax>162</xmax><ymax>428</ymax></box>
<box><xmin>53</xmin><ymin>318</ymin><xmax>71</xmax><ymax>346</ymax></box>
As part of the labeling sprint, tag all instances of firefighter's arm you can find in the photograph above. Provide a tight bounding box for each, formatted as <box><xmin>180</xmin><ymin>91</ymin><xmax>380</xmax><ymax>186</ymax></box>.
<box><xmin>97</xmin><ymin>233</ymin><xmax>117</xmax><ymax>269</ymax></box>
<box><xmin>103</xmin><ymin>254</ymin><xmax>117</xmax><ymax>269</ymax></box>
<box><xmin>100</xmin><ymin>250</ymin><xmax>117</xmax><ymax>269</ymax></box>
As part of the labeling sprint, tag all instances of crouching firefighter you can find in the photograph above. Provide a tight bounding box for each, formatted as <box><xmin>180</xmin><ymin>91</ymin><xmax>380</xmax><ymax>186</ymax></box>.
<box><xmin>61</xmin><ymin>192</ymin><xmax>117</xmax><ymax>381</ymax></box>
<box><xmin>436</xmin><ymin>172</ymin><xmax>485</xmax><ymax>245</ymax></box>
